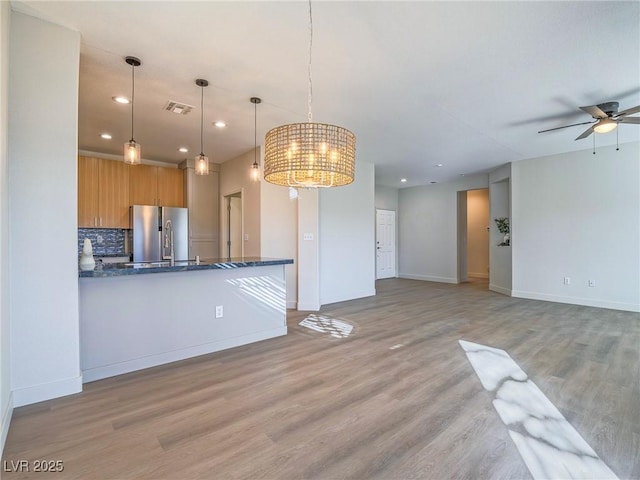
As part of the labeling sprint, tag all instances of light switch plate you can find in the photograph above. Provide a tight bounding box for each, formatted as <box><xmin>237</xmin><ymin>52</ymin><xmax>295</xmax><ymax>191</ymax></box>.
<box><xmin>303</xmin><ymin>233</ymin><xmax>314</xmax><ymax>241</ymax></box>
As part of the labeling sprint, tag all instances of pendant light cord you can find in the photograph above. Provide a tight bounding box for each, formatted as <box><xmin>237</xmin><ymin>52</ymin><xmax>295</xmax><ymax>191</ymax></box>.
<box><xmin>307</xmin><ymin>0</ymin><xmax>313</xmax><ymax>123</ymax></box>
<box><xmin>254</xmin><ymin>101</ymin><xmax>258</xmax><ymax>165</ymax></box>
<box><xmin>130</xmin><ymin>63</ymin><xmax>135</xmax><ymax>142</ymax></box>
<box><xmin>200</xmin><ymin>85</ymin><xmax>204</xmax><ymax>156</ymax></box>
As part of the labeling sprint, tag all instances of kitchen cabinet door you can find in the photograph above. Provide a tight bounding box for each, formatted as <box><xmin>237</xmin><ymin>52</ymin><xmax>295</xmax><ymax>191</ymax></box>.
<box><xmin>78</xmin><ymin>156</ymin><xmax>100</xmax><ymax>227</ymax></box>
<box><xmin>129</xmin><ymin>164</ymin><xmax>158</xmax><ymax>205</ymax></box>
<box><xmin>99</xmin><ymin>158</ymin><xmax>130</xmax><ymax>228</ymax></box>
<box><xmin>157</xmin><ymin>167</ymin><xmax>184</xmax><ymax>207</ymax></box>
<box><xmin>184</xmin><ymin>166</ymin><xmax>219</xmax><ymax>259</ymax></box>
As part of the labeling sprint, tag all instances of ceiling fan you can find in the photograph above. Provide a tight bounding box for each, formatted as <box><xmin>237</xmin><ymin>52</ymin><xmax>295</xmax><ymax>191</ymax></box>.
<box><xmin>538</xmin><ymin>101</ymin><xmax>640</xmax><ymax>140</ymax></box>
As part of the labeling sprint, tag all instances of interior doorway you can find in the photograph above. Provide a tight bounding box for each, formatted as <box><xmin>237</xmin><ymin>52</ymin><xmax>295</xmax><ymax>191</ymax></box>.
<box><xmin>224</xmin><ymin>191</ymin><xmax>243</xmax><ymax>258</ymax></box>
<box><xmin>376</xmin><ymin>209</ymin><xmax>396</xmax><ymax>279</ymax></box>
<box><xmin>457</xmin><ymin>189</ymin><xmax>489</xmax><ymax>284</ymax></box>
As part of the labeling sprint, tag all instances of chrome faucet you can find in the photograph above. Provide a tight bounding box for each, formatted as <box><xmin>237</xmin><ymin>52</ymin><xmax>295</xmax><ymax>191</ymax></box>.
<box><xmin>163</xmin><ymin>219</ymin><xmax>175</xmax><ymax>266</ymax></box>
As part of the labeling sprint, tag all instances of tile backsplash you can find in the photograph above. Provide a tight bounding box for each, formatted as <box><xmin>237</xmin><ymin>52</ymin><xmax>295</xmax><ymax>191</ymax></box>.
<box><xmin>78</xmin><ymin>228</ymin><xmax>128</xmax><ymax>256</ymax></box>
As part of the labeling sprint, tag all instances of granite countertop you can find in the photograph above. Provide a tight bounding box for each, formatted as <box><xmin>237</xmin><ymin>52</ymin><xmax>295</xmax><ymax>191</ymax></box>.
<box><xmin>79</xmin><ymin>257</ymin><xmax>294</xmax><ymax>278</ymax></box>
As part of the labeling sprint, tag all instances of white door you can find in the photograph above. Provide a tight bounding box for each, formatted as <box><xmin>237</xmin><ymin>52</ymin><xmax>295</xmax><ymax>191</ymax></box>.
<box><xmin>376</xmin><ymin>209</ymin><xmax>396</xmax><ymax>279</ymax></box>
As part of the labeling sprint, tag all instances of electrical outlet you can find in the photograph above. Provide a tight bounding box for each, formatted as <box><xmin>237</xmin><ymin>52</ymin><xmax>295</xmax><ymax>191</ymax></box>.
<box><xmin>563</xmin><ymin>277</ymin><xmax>571</xmax><ymax>285</ymax></box>
<box><xmin>215</xmin><ymin>305</ymin><xmax>223</xmax><ymax>318</ymax></box>
<box><xmin>588</xmin><ymin>280</ymin><xmax>596</xmax><ymax>287</ymax></box>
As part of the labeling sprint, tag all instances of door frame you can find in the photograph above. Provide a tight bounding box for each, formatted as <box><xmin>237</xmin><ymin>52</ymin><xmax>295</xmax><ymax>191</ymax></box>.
<box><xmin>221</xmin><ymin>190</ymin><xmax>244</xmax><ymax>258</ymax></box>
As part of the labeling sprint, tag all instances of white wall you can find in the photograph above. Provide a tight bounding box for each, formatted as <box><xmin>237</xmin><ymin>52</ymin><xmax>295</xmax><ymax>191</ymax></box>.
<box><xmin>375</xmin><ymin>185</ymin><xmax>399</xmax><ymax>211</ymax></box>
<box><xmin>467</xmin><ymin>189</ymin><xmax>489</xmax><ymax>278</ymax></box>
<box><xmin>511</xmin><ymin>143</ymin><xmax>640</xmax><ymax>312</ymax></box>
<box><xmin>8</xmin><ymin>13</ymin><xmax>82</xmax><ymax>406</ymax></box>
<box><xmin>0</xmin><ymin>0</ymin><xmax>12</xmax><ymax>455</ymax></box>
<box><xmin>298</xmin><ymin>188</ymin><xmax>320</xmax><ymax>310</ymax></box>
<box><xmin>220</xmin><ymin>148</ymin><xmax>261</xmax><ymax>257</ymax></box>
<box><xmin>319</xmin><ymin>161</ymin><xmax>376</xmax><ymax>305</ymax></box>
<box><xmin>489</xmin><ymin>164</ymin><xmax>512</xmax><ymax>294</ymax></box>
<box><xmin>260</xmin><ymin>156</ymin><xmax>298</xmax><ymax>309</ymax></box>
<box><xmin>399</xmin><ymin>174</ymin><xmax>489</xmax><ymax>283</ymax></box>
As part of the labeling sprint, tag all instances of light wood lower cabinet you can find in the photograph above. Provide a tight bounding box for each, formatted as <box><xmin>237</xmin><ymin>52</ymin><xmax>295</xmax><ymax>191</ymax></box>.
<box><xmin>78</xmin><ymin>156</ymin><xmax>130</xmax><ymax>228</ymax></box>
<box><xmin>130</xmin><ymin>165</ymin><xmax>184</xmax><ymax>207</ymax></box>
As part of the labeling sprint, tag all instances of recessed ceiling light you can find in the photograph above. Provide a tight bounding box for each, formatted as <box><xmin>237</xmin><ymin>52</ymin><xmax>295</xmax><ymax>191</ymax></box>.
<box><xmin>178</xmin><ymin>147</ymin><xmax>188</xmax><ymax>153</ymax></box>
<box><xmin>435</xmin><ymin>163</ymin><xmax>444</xmax><ymax>167</ymax></box>
<box><xmin>100</xmin><ymin>133</ymin><xmax>112</xmax><ymax>140</ymax></box>
<box><xmin>213</xmin><ymin>121</ymin><xmax>227</xmax><ymax>128</ymax></box>
<box><xmin>112</xmin><ymin>96</ymin><xmax>130</xmax><ymax>104</ymax></box>
<box><xmin>400</xmin><ymin>178</ymin><xmax>407</xmax><ymax>183</ymax></box>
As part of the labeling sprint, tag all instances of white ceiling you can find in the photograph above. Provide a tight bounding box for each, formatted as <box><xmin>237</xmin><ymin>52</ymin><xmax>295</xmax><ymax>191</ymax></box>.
<box><xmin>12</xmin><ymin>1</ymin><xmax>640</xmax><ymax>187</ymax></box>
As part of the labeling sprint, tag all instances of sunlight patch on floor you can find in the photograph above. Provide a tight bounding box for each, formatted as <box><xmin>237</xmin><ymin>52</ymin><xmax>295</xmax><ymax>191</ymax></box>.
<box><xmin>299</xmin><ymin>314</ymin><xmax>353</xmax><ymax>338</ymax></box>
<box><xmin>459</xmin><ymin>339</ymin><xmax>618</xmax><ymax>480</ymax></box>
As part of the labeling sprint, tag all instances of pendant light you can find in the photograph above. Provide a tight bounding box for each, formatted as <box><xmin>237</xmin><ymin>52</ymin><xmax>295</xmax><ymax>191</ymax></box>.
<box><xmin>263</xmin><ymin>0</ymin><xmax>356</xmax><ymax>188</ymax></box>
<box><xmin>250</xmin><ymin>97</ymin><xmax>262</xmax><ymax>182</ymax></box>
<box><xmin>123</xmin><ymin>56</ymin><xmax>142</xmax><ymax>165</ymax></box>
<box><xmin>195</xmin><ymin>79</ymin><xmax>210</xmax><ymax>176</ymax></box>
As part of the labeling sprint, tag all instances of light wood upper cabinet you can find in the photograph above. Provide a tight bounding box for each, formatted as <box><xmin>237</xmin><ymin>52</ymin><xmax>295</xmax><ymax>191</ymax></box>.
<box><xmin>78</xmin><ymin>156</ymin><xmax>130</xmax><ymax>228</ymax></box>
<box><xmin>130</xmin><ymin>165</ymin><xmax>184</xmax><ymax>207</ymax></box>
<box><xmin>129</xmin><ymin>164</ymin><xmax>158</xmax><ymax>206</ymax></box>
<box><xmin>157</xmin><ymin>167</ymin><xmax>184</xmax><ymax>207</ymax></box>
<box><xmin>99</xmin><ymin>159</ymin><xmax>130</xmax><ymax>228</ymax></box>
<box><xmin>78</xmin><ymin>156</ymin><xmax>100</xmax><ymax>228</ymax></box>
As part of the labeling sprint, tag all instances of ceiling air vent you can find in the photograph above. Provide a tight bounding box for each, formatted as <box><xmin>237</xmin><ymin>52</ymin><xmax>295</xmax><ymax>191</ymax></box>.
<box><xmin>163</xmin><ymin>101</ymin><xmax>194</xmax><ymax>115</ymax></box>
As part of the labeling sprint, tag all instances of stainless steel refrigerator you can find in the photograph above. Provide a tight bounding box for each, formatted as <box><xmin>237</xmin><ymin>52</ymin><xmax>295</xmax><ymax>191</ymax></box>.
<box><xmin>131</xmin><ymin>205</ymin><xmax>189</xmax><ymax>262</ymax></box>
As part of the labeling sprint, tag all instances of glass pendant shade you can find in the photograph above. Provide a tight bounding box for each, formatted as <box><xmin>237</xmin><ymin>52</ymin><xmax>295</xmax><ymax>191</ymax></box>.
<box><xmin>264</xmin><ymin>122</ymin><xmax>356</xmax><ymax>188</ymax></box>
<box><xmin>195</xmin><ymin>153</ymin><xmax>209</xmax><ymax>176</ymax></box>
<box><xmin>124</xmin><ymin>140</ymin><xmax>141</xmax><ymax>165</ymax></box>
<box><xmin>251</xmin><ymin>162</ymin><xmax>260</xmax><ymax>182</ymax></box>
<box><xmin>593</xmin><ymin>118</ymin><xmax>617</xmax><ymax>134</ymax></box>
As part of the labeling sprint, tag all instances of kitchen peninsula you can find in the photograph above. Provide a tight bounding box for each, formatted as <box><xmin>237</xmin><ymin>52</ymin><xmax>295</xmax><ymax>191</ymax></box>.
<box><xmin>79</xmin><ymin>257</ymin><xmax>293</xmax><ymax>382</ymax></box>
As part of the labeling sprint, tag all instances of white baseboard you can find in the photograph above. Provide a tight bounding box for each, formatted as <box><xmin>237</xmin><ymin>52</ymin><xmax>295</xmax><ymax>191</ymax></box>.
<box><xmin>321</xmin><ymin>289</ymin><xmax>376</xmax><ymax>307</ymax></box>
<box><xmin>468</xmin><ymin>272</ymin><xmax>489</xmax><ymax>279</ymax></box>
<box><xmin>12</xmin><ymin>375</ymin><xmax>83</xmax><ymax>408</ymax></box>
<box><xmin>297</xmin><ymin>302</ymin><xmax>320</xmax><ymax>312</ymax></box>
<box><xmin>490</xmin><ymin>284</ymin><xmax>512</xmax><ymax>296</ymax></box>
<box><xmin>1</xmin><ymin>392</ymin><xmax>13</xmax><ymax>457</ymax></box>
<box><xmin>286</xmin><ymin>301</ymin><xmax>297</xmax><ymax>310</ymax></box>
<box><xmin>398</xmin><ymin>273</ymin><xmax>458</xmax><ymax>284</ymax></box>
<box><xmin>511</xmin><ymin>290</ymin><xmax>640</xmax><ymax>313</ymax></box>
<box><xmin>82</xmin><ymin>326</ymin><xmax>287</xmax><ymax>383</ymax></box>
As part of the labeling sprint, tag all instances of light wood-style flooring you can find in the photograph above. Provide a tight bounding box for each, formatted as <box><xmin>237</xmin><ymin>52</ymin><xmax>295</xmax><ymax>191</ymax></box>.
<box><xmin>3</xmin><ymin>278</ymin><xmax>639</xmax><ymax>479</ymax></box>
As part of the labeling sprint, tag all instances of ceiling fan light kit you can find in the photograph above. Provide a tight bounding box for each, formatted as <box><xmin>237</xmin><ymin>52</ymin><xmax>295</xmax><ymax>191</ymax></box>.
<box><xmin>537</xmin><ymin>100</ymin><xmax>640</xmax><ymax>144</ymax></box>
<box><xmin>592</xmin><ymin>117</ymin><xmax>617</xmax><ymax>134</ymax></box>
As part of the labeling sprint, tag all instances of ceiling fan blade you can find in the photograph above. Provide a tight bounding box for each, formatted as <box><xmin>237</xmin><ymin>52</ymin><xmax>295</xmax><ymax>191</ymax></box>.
<box><xmin>580</xmin><ymin>105</ymin><xmax>607</xmax><ymax>118</ymax></box>
<box><xmin>538</xmin><ymin>120</ymin><xmax>595</xmax><ymax>133</ymax></box>
<box><xmin>619</xmin><ymin>116</ymin><xmax>640</xmax><ymax>124</ymax></box>
<box><xmin>575</xmin><ymin>126</ymin><xmax>594</xmax><ymax>140</ymax></box>
<box><xmin>613</xmin><ymin>105</ymin><xmax>640</xmax><ymax>117</ymax></box>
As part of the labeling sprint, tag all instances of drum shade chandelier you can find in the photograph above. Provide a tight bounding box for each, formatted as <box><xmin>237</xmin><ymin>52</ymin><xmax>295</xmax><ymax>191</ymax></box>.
<box><xmin>123</xmin><ymin>56</ymin><xmax>142</xmax><ymax>165</ymax></box>
<box><xmin>264</xmin><ymin>0</ymin><xmax>355</xmax><ymax>188</ymax></box>
<box><xmin>195</xmin><ymin>79</ymin><xmax>210</xmax><ymax>176</ymax></box>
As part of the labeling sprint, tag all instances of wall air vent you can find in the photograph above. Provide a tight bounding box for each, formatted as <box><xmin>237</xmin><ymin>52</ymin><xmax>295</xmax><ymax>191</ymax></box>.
<box><xmin>163</xmin><ymin>101</ymin><xmax>194</xmax><ymax>115</ymax></box>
